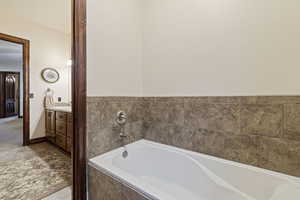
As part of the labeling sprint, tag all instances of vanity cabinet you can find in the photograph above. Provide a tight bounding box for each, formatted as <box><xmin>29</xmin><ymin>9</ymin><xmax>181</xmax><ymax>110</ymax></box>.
<box><xmin>45</xmin><ymin>109</ymin><xmax>72</xmax><ymax>153</ymax></box>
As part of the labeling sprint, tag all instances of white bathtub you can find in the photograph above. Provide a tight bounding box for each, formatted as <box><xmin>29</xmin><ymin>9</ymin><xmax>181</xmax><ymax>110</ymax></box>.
<box><xmin>89</xmin><ymin>139</ymin><xmax>300</xmax><ymax>200</ymax></box>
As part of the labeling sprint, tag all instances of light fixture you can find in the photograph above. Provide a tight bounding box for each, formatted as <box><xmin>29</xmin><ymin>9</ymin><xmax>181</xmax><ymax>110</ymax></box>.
<box><xmin>67</xmin><ymin>59</ymin><xmax>72</xmax><ymax>67</ymax></box>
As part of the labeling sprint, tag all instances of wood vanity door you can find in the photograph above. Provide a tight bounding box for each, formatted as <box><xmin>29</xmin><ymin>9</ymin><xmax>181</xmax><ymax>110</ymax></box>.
<box><xmin>56</xmin><ymin>111</ymin><xmax>67</xmax><ymax>121</ymax></box>
<box><xmin>55</xmin><ymin>111</ymin><xmax>68</xmax><ymax>151</ymax></box>
<box><xmin>46</xmin><ymin>110</ymin><xmax>56</xmax><ymax>142</ymax></box>
<box><xmin>56</xmin><ymin>133</ymin><xmax>67</xmax><ymax>150</ymax></box>
<box><xmin>56</xmin><ymin>120</ymin><xmax>67</xmax><ymax>134</ymax></box>
<box><xmin>46</xmin><ymin>110</ymin><xmax>55</xmax><ymax>132</ymax></box>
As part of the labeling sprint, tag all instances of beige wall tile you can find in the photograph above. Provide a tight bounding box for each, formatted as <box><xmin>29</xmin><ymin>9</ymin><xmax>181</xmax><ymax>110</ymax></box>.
<box><xmin>241</xmin><ymin>104</ymin><xmax>283</xmax><ymax>137</ymax></box>
<box><xmin>284</xmin><ymin>104</ymin><xmax>300</xmax><ymax>141</ymax></box>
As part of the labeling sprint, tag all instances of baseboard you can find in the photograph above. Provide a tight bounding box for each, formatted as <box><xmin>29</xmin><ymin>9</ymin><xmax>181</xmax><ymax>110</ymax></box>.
<box><xmin>30</xmin><ymin>137</ymin><xmax>47</xmax><ymax>144</ymax></box>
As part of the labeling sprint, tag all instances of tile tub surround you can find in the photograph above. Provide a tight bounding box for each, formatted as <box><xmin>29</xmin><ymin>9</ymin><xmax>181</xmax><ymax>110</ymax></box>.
<box><xmin>87</xmin><ymin>97</ymin><xmax>145</xmax><ymax>158</ymax></box>
<box><xmin>87</xmin><ymin>96</ymin><xmax>300</xmax><ymax>177</ymax></box>
<box><xmin>88</xmin><ymin>166</ymin><xmax>149</xmax><ymax>200</ymax></box>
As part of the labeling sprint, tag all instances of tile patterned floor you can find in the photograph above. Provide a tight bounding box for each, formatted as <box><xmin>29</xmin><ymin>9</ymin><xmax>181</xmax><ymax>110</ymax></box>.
<box><xmin>0</xmin><ymin>119</ymin><xmax>72</xmax><ymax>200</ymax></box>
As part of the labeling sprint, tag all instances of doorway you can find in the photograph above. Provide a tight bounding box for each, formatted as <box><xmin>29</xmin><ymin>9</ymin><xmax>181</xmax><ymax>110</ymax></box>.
<box><xmin>0</xmin><ymin>30</ymin><xmax>72</xmax><ymax>199</ymax></box>
<box><xmin>0</xmin><ymin>33</ymin><xmax>30</xmax><ymax>146</ymax></box>
<box><xmin>0</xmin><ymin>0</ymin><xmax>86</xmax><ymax>199</ymax></box>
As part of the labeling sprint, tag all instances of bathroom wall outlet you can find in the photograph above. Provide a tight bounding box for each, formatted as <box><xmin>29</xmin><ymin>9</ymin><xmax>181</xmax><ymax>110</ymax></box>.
<box><xmin>29</xmin><ymin>93</ymin><xmax>34</xmax><ymax>99</ymax></box>
<box><xmin>58</xmin><ymin>97</ymin><xmax>62</xmax><ymax>102</ymax></box>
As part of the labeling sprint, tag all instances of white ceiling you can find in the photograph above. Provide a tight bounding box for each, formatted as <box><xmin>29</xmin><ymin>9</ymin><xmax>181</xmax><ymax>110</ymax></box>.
<box><xmin>1</xmin><ymin>0</ymin><xmax>71</xmax><ymax>34</ymax></box>
<box><xmin>0</xmin><ymin>40</ymin><xmax>23</xmax><ymax>67</ymax></box>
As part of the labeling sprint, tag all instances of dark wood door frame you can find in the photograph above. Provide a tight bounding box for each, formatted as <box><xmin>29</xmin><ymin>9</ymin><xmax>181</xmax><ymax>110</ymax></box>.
<box><xmin>72</xmin><ymin>0</ymin><xmax>87</xmax><ymax>199</ymax></box>
<box><xmin>0</xmin><ymin>33</ymin><xmax>30</xmax><ymax>146</ymax></box>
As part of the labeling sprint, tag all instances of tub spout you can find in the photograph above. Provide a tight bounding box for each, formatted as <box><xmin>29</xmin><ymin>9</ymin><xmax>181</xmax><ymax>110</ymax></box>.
<box><xmin>120</xmin><ymin>132</ymin><xmax>127</xmax><ymax>139</ymax></box>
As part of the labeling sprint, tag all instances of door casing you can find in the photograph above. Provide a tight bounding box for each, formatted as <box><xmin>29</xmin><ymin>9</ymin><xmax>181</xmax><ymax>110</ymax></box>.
<box><xmin>0</xmin><ymin>33</ymin><xmax>30</xmax><ymax>146</ymax></box>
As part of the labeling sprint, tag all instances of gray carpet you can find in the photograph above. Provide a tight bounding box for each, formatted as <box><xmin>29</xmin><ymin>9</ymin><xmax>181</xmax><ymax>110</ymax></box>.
<box><xmin>0</xmin><ymin>118</ymin><xmax>23</xmax><ymax>151</ymax></box>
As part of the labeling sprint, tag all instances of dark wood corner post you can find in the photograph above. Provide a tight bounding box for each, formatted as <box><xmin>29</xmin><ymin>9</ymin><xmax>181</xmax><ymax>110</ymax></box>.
<box><xmin>72</xmin><ymin>0</ymin><xmax>87</xmax><ymax>199</ymax></box>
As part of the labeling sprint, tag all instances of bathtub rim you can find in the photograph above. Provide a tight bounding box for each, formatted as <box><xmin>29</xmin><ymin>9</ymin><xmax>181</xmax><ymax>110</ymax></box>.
<box><xmin>89</xmin><ymin>139</ymin><xmax>300</xmax><ymax>200</ymax></box>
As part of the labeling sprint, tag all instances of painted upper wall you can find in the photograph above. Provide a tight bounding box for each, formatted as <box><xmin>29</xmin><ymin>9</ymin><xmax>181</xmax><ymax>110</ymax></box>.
<box><xmin>87</xmin><ymin>0</ymin><xmax>300</xmax><ymax>96</ymax></box>
<box><xmin>87</xmin><ymin>0</ymin><xmax>143</xmax><ymax>96</ymax></box>
<box><xmin>142</xmin><ymin>0</ymin><xmax>300</xmax><ymax>96</ymax></box>
<box><xmin>0</xmin><ymin>15</ymin><xmax>71</xmax><ymax>139</ymax></box>
<box><xmin>2</xmin><ymin>0</ymin><xmax>71</xmax><ymax>34</ymax></box>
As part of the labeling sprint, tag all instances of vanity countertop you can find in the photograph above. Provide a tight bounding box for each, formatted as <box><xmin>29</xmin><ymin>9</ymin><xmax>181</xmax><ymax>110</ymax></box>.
<box><xmin>46</xmin><ymin>106</ymin><xmax>72</xmax><ymax>113</ymax></box>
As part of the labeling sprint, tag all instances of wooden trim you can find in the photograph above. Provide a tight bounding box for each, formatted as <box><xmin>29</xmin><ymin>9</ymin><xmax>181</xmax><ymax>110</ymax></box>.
<box><xmin>0</xmin><ymin>33</ymin><xmax>30</xmax><ymax>146</ymax></box>
<box><xmin>23</xmin><ymin>40</ymin><xmax>30</xmax><ymax>146</ymax></box>
<box><xmin>17</xmin><ymin>71</ymin><xmax>21</xmax><ymax>118</ymax></box>
<box><xmin>72</xmin><ymin>0</ymin><xmax>87</xmax><ymax>199</ymax></box>
<box><xmin>30</xmin><ymin>137</ymin><xmax>47</xmax><ymax>144</ymax></box>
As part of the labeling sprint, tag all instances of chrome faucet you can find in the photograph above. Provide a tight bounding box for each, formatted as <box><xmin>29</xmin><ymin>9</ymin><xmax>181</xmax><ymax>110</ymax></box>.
<box><xmin>119</xmin><ymin>131</ymin><xmax>127</xmax><ymax>138</ymax></box>
<box><xmin>116</xmin><ymin>111</ymin><xmax>127</xmax><ymax>125</ymax></box>
<box><xmin>116</xmin><ymin>111</ymin><xmax>129</xmax><ymax>158</ymax></box>
<box><xmin>116</xmin><ymin>111</ymin><xmax>127</xmax><ymax>139</ymax></box>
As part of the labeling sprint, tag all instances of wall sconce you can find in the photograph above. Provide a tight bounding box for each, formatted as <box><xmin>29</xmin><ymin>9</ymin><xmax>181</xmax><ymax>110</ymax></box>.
<box><xmin>67</xmin><ymin>59</ymin><xmax>72</xmax><ymax>67</ymax></box>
